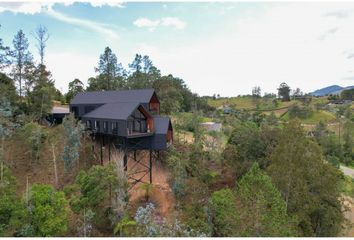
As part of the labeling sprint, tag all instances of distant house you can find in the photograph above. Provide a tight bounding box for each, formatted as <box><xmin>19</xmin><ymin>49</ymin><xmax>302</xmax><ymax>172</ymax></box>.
<box><xmin>48</xmin><ymin>106</ymin><xmax>70</xmax><ymax>124</ymax></box>
<box><xmin>223</xmin><ymin>107</ymin><xmax>232</xmax><ymax>114</ymax></box>
<box><xmin>200</xmin><ymin>122</ymin><xmax>222</xmax><ymax>132</ymax></box>
<box><xmin>328</xmin><ymin>99</ymin><xmax>352</xmax><ymax>105</ymax></box>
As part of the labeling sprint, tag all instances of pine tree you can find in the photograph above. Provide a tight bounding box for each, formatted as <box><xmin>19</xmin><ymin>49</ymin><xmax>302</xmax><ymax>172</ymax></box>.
<box><xmin>11</xmin><ymin>30</ymin><xmax>33</xmax><ymax>98</ymax></box>
<box><xmin>93</xmin><ymin>46</ymin><xmax>124</xmax><ymax>90</ymax></box>
<box><xmin>236</xmin><ymin>163</ymin><xmax>297</xmax><ymax>236</ymax></box>
<box><xmin>267</xmin><ymin>119</ymin><xmax>344</xmax><ymax>236</ymax></box>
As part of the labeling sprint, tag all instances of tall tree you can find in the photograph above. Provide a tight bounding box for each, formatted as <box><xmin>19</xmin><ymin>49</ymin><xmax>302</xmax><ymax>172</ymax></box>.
<box><xmin>61</xmin><ymin>114</ymin><xmax>84</xmax><ymax>171</ymax></box>
<box><xmin>277</xmin><ymin>82</ymin><xmax>291</xmax><ymax>101</ymax></box>
<box><xmin>33</xmin><ymin>25</ymin><xmax>49</xmax><ymax>65</ymax></box>
<box><xmin>208</xmin><ymin>188</ymin><xmax>239</xmax><ymax>237</ymax></box>
<box><xmin>267</xmin><ymin>120</ymin><xmax>344</xmax><ymax>236</ymax></box>
<box><xmin>11</xmin><ymin>30</ymin><xmax>33</xmax><ymax>98</ymax></box>
<box><xmin>126</xmin><ymin>54</ymin><xmax>160</xmax><ymax>89</ymax></box>
<box><xmin>235</xmin><ymin>163</ymin><xmax>297</xmax><ymax>236</ymax></box>
<box><xmin>66</xmin><ymin>78</ymin><xmax>84</xmax><ymax>103</ymax></box>
<box><xmin>0</xmin><ymin>25</ymin><xmax>11</xmax><ymax>71</ymax></box>
<box><xmin>94</xmin><ymin>46</ymin><xmax>124</xmax><ymax>90</ymax></box>
<box><xmin>28</xmin><ymin>64</ymin><xmax>56</xmax><ymax>118</ymax></box>
<box><xmin>129</xmin><ymin>54</ymin><xmax>142</xmax><ymax>73</ymax></box>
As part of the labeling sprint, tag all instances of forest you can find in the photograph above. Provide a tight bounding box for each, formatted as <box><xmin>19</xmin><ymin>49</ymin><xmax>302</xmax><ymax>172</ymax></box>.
<box><xmin>1</xmin><ymin>25</ymin><xmax>354</xmax><ymax>237</ymax></box>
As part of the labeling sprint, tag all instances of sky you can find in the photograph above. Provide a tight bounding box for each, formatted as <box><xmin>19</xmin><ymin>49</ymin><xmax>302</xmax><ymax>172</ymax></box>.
<box><xmin>0</xmin><ymin>1</ymin><xmax>354</xmax><ymax>97</ymax></box>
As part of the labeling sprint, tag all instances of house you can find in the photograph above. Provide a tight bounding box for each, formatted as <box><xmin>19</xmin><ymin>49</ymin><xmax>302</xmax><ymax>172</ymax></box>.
<box><xmin>200</xmin><ymin>122</ymin><xmax>222</xmax><ymax>132</ymax></box>
<box><xmin>48</xmin><ymin>106</ymin><xmax>70</xmax><ymax>124</ymax></box>
<box><xmin>70</xmin><ymin>89</ymin><xmax>173</xmax><ymax>151</ymax></box>
<box><xmin>70</xmin><ymin>89</ymin><xmax>173</xmax><ymax>185</ymax></box>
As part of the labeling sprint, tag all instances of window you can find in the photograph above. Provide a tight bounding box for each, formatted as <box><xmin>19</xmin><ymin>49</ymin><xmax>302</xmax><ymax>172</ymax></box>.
<box><xmin>86</xmin><ymin>120</ymin><xmax>92</xmax><ymax>129</ymax></box>
<box><xmin>112</xmin><ymin>122</ymin><xmax>118</xmax><ymax>134</ymax></box>
<box><xmin>94</xmin><ymin>121</ymin><xmax>100</xmax><ymax>131</ymax></box>
<box><xmin>103</xmin><ymin>121</ymin><xmax>108</xmax><ymax>133</ymax></box>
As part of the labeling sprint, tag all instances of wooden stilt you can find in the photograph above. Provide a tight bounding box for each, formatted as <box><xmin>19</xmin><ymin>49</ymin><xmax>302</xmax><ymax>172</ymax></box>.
<box><xmin>149</xmin><ymin>148</ymin><xmax>152</xmax><ymax>184</ymax></box>
<box><xmin>100</xmin><ymin>135</ymin><xmax>103</xmax><ymax>165</ymax></box>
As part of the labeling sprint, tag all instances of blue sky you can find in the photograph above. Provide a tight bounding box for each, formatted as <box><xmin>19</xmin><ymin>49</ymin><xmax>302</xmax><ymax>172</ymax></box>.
<box><xmin>0</xmin><ymin>2</ymin><xmax>354</xmax><ymax>96</ymax></box>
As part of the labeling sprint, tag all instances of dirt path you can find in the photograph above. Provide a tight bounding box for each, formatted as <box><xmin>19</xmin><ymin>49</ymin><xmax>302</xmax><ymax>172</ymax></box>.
<box><xmin>126</xmin><ymin>151</ymin><xmax>175</xmax><ymax>219</ymax></box>
<box><xmin>341</xmin><ymin>165</ymin><xmax>354</xmax><ymax>179</ymax></box>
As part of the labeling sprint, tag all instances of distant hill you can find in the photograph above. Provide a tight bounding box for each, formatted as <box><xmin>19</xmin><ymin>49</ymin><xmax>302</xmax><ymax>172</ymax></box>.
<box><xmin>311</xmin><ymin>85</ymin><xmax>354</xmax><ymax>97</ymax></box>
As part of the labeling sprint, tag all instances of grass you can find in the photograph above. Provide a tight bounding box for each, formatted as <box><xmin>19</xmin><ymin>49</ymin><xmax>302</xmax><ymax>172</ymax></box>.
<box><xmin>281</xmin><ymin>110</ymin><xmax>336</xmax><ymax>124</ymax></box>
<box><xmin>342</xmin><ymin>176</ymin><xmax>354</xmax><ymax>198</ymax></box>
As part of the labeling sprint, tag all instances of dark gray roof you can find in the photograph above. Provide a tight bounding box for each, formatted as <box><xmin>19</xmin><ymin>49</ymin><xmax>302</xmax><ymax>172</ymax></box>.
<box><xmin>71</xmin><ymin>89</ymin><xmax>156</xmax><ymax>105</ymax></box>
<box><xmin>82</xmin><ymin>102</ymin><xmax>140</xmax><ymax>120</ymax></box>
<box><xmin>153</xmin><ymin>116</ymin><xmax>171</xmax><ymax>134</ymax></box>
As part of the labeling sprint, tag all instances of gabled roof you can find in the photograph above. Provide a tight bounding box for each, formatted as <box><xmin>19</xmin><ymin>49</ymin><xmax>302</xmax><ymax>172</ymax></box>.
<box><xmin>82</xmin><ymin>102</ymin><xmax>141</xmax><ymax>120</ymax></box>
<box><xmin>71</xmin><ymin>89</ymin><xmax>156</xmax><ymax>105</ymax></box>
<box><xmin>153</xmin><ymin>116</ymin><xmax>172</xmax><ymax>134</ymax></box>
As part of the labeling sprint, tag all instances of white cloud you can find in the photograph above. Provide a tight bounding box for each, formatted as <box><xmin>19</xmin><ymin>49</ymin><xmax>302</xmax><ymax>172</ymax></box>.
<box><xmin>133</xmin><ymin>18</ymin><xmax>160</xmax><ymax>32</ymax></box>
<box><xmin>133</xmin><ymin>17</ymin><xmax>186</xmax><ymax>31</ymax></box>
<box><xmin>89</xmin><ymin>1</ymin><xmax>125</xmax><ymax>8</ymax></box>
<box><xmin>46</xmin><ymin>8</ymin><xmax>119</xmax><ymax>39</ymax></box>
<box><xmin>0</xmin><ymin>2</ymin><xmax>53</xmax><ymax>14</ymax></box>
<box><xmin>0</xmin><ymin>1</ymin><xmax>124</xmax><ymax>15</ymax></box>
<box><xmin>161</xmin><ymin>17</ymin><xmax>185</xmax><ymax>30</ymax></box>
<box><xmin>131</xmin><ymin>3</ymin><xmax>354</xmax><ymax>97</ymax></box>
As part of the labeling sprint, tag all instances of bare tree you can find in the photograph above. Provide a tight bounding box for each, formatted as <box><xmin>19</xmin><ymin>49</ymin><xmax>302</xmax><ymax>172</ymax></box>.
<box><xmin>34</xmin><ymin>25</ymin><xmax>50</xmax><ymax>65</ymax></box>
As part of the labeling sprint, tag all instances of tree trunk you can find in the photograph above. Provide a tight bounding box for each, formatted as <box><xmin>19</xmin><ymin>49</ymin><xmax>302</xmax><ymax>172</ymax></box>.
<box><xmin>0</xmin><ymin>137</ymin><xmax>4</xmax><ymax>185</ymax></box>
<box><xmin>26</xmin><ymin>175</ymin><xmax>29</xmax><ymax>206</ymax></box>
<box><xmin>51</xmin><ymin>143</ymin><xmax>58</xmax><ymax>187</ymax></box>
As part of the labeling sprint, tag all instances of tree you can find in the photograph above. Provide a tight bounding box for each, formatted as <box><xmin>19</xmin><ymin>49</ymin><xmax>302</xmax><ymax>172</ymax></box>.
<box><xmin>252</xmin><ymin>86</ymin><xmax>261</xmax><ymax>98</ymax></box>
<box><xmin>0</xmin><ymin>74</ymin><xmax>17</xmax><ymax>105</ymax></box>
<box><xmin>277</xmin><ymin>82</ymin><xmax>290</xmax><ymax>101</ymax></box>
<box><xmin>93</xmin><ymin>46</ymin><xmax>124</xmax><ymax>90</ymax></box>
<box><xmin>21</xmin><ymin>122</ymin><xmax>47</xmax><ymax>163</ymax></box>
<box><xmin>0</xmin><ymin>165</ymin><xmax>18</xmax><ymax>236</ymax></box>
<box><xmin>267</xmin><ymin>120</ymin><xmax>344</xmax><ymax>236</ymax></box>
<box><xmin>129</xmin><ymin>54</ymin><xmax>142</xmax><ymax>73</ymax></box>
<box><xmin>0</xmin><ymin>98</ymin><xmax>17</xmax><ymax>201</ymax></box>
<box><xmin>27</xmin><ymin>64</ymin><xmax>56</xmax><ymax>119</ymax></box>
<box><xmin>66</xmin><ymin>78</ymin><xmax>84</xmax><ymax>103</ymax></box>
<box><xmin>341</xmin><ymin>88</ymin><xmax>354</xmax><ymax>100</ymax></box>
<box><xmin>33</xmin><ymin>25</ymin><xmax>49</xmax><ymax>65</ymax></box>
<box><xmin>0</xmin><ymin>25</ymin><xmax>11</xmax><ymax>71</ymax></box>
<box><xmin>235</xmin><ymin>163</ymin><xmax>297</xmax><ymax>236</ymax></box>
<box><xmin>152</xmin><ymin>75</ymin><xmax>184</xmax><ymax>114</ymax></box>
<box><xmin>208</xmin><ymin>188</ymin><xmax>239</xmax><ymax>237</ymax></box>
<box><xmin>342</xmin><ymin>120</ymin><xmax>354</xmax><ymax>164</ymax></box>
<box><xmin>11</xmin><ymin>30</ymin><xmax>33</xmax><ymax>98</ymax></box>
<box><xmin>11</xmin><ymin>184</ymin><xmax>69</xmax><ymax>237</ymax></box>
<box><xmin>61</xmin><ymin>114</ymin><xmax>84</xmax><ymax>171</ymax></box>
<box><xmin>223</xmin><ymin>121</ymin><xmax>280</xmax><ymax>180</ymax></box>
<box><xmin>67</xmin><ymin>163</ymin><xmax>128</xmax><ymax>233</ymax></box>
<box><xmin>126</xmin><ymin>54</ymin><xmax>160</xmax><ymax>89</ymax></box>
